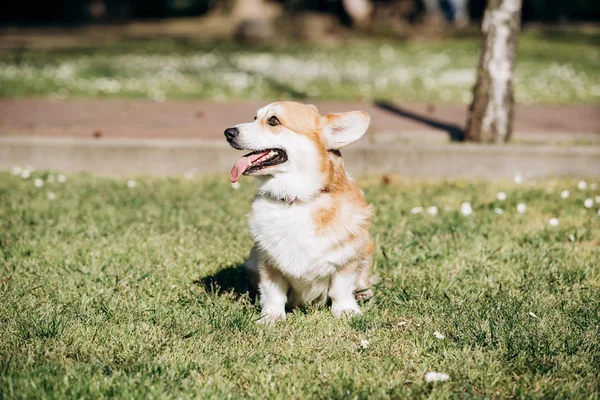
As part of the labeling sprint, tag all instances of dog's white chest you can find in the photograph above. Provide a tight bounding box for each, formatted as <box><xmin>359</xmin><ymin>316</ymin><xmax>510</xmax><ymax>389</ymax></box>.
<box><xmin>249</xmin><ymin>196</ymin><xmax>336</xmax><ymax>279</ymax></box>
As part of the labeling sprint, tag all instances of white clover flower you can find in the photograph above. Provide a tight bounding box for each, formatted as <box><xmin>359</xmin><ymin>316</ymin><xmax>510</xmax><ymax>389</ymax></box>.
<box><xmin>410</xmin><ymin>206</ymin><xmax>423</xmax><ymax>214</ymax></box>
<box><xmin>33</xmin><ymin>178</ymin><xmax>44</xmax><ymax>187</ymax></box>
<box><xmin>494</xmin><ymin>208</ymin><xmax>504</xmax><ymax>215</ymax></box>
<box><xmin>528</xmin><ymin>311</ymin><xmax>537</xmax><ymax>318</ymax></box>
<box><xmin>560</xmin><ymin>190</ymin><xmax>570</xmax><ymax>199</ymax></box>
<box><xmin>595</xmin><ymin>196</ymin><xmax>600</xmax><ymax>204</ymax></box>
<box><xmin>231</xmin><ymin>181</ymin><xmax>240</xmax><ymax>190</ymax></box>
<box><xmin>514</xmin><ymin>174</ymin><xmax>523</xmax><ymax>185</ymax></box>
<box><xmin>359</xmin><ymin>339</ymin><xmax>369</xmax><ymax>349</ymax></box>
<box><xmin>496</xmin><ymin>192</ymin><xmax>507</xmax><ymax>201</ymax></box>
<box><xmin>548</xmin><ymin>218</ymin><xmax>559</xmax><ymax>227</ymax></box>
<box><xmin>47</xmin><ymin>192</ymin><xmax>56</xmax><ymax>200</ymax></box>
<box><xmin>597</xmin><ymin>209</ymin><xmax>600</xmax><ymax>216</ymax></box>
<box><xmin>433</xmin><ymin>331</ymin><xmax>445</xmax><ymax>340</ymax></box>
<box><xmin>127</xmin><ymin>180</ymin><xmax>136</xmax><ymax>188</ymax></box>
<box><xmin>426</xmin><ymin>206</ymin><xmax>438</xmax><ymax>216</ymax></box>
<box><xmin>590</xmin><ymin>183</ymin><xmax>598</xmax><ymax>190</ymax></box>
<box><xmin>461</xmin><ymin>202</ymin><xmax>473</xmax><ymax>216</ymax></box>
<box><xmin>517</xmin><ymin>203</ymin><xmax>527</xmax><ymax>214</ymax></box>
<box><xmin>57</xmin><ymin>174</ymin><xmax>67</xmax><ymax>183</ymax></box>
<box><xmin>584</xmin><ymin>199</ymin><xmax>594</xmax><ymax>208</ymax></box>
<box><xmin>21</xmin><ymin>169</ymin><xmax>31</xmax><ymax>179</ymax></box>
<box><xmin>425</xmin><ymin>372</ymin><xmax>450</xmax><ymax>383</ymax></box>
<box><xmin>11</xmin><ymin>166</ymin><xmax>22</xmax><ymax>176</ymax></box>
<box><xmin>577</xmin><ymin>181</ymin><xmax>587</xmax><ymax>190</ymax></box>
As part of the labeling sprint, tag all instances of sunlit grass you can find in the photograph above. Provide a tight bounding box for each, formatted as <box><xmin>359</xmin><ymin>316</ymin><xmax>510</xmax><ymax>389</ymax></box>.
<box><xmin>0</xmin><ymin>171</ymin><xmax>599</xmax><ymax>398</ymax></box>
<box><xmin>0</xmin><ymin>30</ymin><xmax>598</xmax><ymax>104</ymax></box>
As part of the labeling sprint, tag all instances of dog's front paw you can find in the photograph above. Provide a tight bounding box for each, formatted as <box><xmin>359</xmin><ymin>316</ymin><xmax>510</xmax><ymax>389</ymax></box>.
<box><xmin>331</xmin><ymin>302</ymin><xmax>362</xmax><ymax>318</ymax></box>
<box><xmin>256</xmin><ymin>311</ymin><xmax>286</xmax><ymax>325</ymax></box>
<box><xmin>354</xmin><ymin>288</ymin><xmax>374</xmax><ymax>301</ymax></box>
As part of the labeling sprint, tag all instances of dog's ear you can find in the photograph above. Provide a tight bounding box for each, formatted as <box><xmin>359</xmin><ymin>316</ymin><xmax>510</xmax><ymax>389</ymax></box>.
<box><xmin>321</xmin><ymin>111</ymin><xmax>370</xmax><ymax>150</ymax></box>
<box><xmin>307</xmin><ymin>104</ymin><xmax>319</xmax><ymax>113</ymax></box>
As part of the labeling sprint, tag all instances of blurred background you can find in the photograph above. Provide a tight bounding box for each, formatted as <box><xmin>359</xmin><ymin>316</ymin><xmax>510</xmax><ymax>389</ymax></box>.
<box><xmin>0</xmin><ymin>0</ymin><xmax>598</xmax><ymax>106</ymax></box>
<box><xmin>2</xmin><ymin>0</ymin><xmax>600</xmax><ymax>27</ymax></box>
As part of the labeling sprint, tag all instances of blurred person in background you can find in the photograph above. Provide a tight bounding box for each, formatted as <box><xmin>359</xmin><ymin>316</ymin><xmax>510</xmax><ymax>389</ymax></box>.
<box><xmin>423</xmin><ymin>0</ymin><xmax>469</xmax><ymax>26</ymax></box>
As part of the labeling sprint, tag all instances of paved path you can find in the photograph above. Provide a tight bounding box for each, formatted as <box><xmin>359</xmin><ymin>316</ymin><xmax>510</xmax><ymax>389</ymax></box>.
<box><xmin>1</xmin><ymin>99</ymin><xmax>598</xmax><ymax>141</ymax></box>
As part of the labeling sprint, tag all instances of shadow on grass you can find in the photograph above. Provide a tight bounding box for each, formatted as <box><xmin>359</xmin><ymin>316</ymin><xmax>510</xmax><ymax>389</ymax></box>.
<box><xmin>194</xmin><ymin>263</ymin><xmax>257</xmax><ymax>302</ymax></box>
<box><xmin>375</xmin><ymin>100</ymin><xmax>465</xmax><ymax>141</ymax></box>
<box><xmin>529</xmin><ymin>28</ymin><xmax>600</xmax><ymax>46</ymax></box>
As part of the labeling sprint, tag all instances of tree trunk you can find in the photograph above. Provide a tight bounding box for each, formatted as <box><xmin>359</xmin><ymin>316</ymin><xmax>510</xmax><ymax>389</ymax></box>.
<box><xmin>231</xmin><ymin>0</ymin><xmax>266</xmax><ymax>21</ymax></box>
<box><xmin>231</xmin><ymin>0</ymin><xmax>281</xmax><ymax>43</ymax></box>
<box><xmin>465</xmin><ymin>0</ymin><xmax>522</xmax><ymax>143</ymax></box>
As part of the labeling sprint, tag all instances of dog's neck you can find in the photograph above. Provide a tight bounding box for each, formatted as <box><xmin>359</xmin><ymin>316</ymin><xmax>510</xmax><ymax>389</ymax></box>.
<box><xmin>268</xmin><ymin>187</ymin><xmax>331</xmax><ymax>205</ymax></box>
<box><xmin>258</xmin><ymin>172</ymin><xmax>325</xmax><ymax>204</ymax></box>
<box><xmin>258</xmin><ymin>150</ymin><xmax>348</xmax><ymax>205</ymax></box>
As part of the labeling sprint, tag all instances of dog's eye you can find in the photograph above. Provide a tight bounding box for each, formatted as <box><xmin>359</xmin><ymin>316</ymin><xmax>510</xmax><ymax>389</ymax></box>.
<box><xmin>268</xmin><ymin>116</ymin><xmax>280</xmax><ymax>126</ymax></box>
<box><xmin>254</xmin><ymin>116</ymin><xmax>257</xmax><ymax>121</ymax></box>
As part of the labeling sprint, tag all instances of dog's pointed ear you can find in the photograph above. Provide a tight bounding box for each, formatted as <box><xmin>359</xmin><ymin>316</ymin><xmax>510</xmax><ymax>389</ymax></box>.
<box><xmin>321</xmin><ymin>111</ymin><xmax>370</xmax><ymax>150</ymax></box>
<box><xmin>307</xmin><ymin>104</ymin><xmax>319</xmax><ymax>113</ymax></box>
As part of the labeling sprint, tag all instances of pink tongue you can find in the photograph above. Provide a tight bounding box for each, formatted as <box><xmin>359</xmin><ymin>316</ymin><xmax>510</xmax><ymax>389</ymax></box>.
<box><xmin>230</xmin><ymin>151</ymin><xmax>270</xmax><ymax>183</ymax></box>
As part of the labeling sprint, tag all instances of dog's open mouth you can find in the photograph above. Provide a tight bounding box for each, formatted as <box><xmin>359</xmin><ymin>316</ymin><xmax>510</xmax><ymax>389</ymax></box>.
<box><xmin>230</xmin><ymin>149</ymin><xmax>288</xmax><ymax>182</ymax></box>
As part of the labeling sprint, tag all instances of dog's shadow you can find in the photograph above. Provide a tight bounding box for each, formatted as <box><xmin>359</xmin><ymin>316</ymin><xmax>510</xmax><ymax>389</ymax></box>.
<box><xmin>194</xmin><ymin>263</ymin><xmax>257</xmax><ymax>302</ymax></box>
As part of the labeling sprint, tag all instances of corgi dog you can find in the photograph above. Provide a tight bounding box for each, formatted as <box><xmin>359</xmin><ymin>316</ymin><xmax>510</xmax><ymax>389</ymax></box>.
<box><xmin>225</xmin><ymin>101</ymin><xmax>374</xmax><ymax>323</ymax></box>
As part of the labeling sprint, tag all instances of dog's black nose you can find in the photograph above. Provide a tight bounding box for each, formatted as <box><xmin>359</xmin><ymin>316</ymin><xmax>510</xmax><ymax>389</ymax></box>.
<box><xmin>224</xmin><ymin>127</ymin><xmax>239</xmax><ymax>141</ymax></box>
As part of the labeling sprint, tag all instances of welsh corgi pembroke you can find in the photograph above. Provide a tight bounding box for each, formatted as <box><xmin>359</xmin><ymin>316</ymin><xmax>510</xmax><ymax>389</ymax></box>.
<box><xmin>225</xmin><ymin>101</ymin><xmax>374</xmax><ymax>323</ymax></box>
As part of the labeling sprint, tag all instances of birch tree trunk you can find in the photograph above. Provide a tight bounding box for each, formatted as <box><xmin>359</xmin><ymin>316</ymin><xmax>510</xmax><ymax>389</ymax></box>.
<box><xmin>465</xmin><ymin>0</ymin><xmax>522</xmax><ymax>143</ymax></box>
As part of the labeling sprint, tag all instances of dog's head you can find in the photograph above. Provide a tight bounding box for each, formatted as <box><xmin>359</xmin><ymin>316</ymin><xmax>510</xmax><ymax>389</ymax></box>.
<box><xmin>225</xmin><ymin>101</ymin><xmax>370</xmax><ymax>199</ymax></box>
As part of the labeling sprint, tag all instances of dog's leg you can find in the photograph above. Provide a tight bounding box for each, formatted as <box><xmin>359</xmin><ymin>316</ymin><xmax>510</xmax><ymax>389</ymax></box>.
<box><xmin>329</xmin><ymin>263</ymin><xmax>362</xmax><ymax>317</ymax></box>
<box><xmin>257</xmin><ymin>261</ymin><xmax>288</xmax><ymax>324</ymax></box>
<box><xmin>354</xmin><ymin>255</ymin><xmax>374</xmax><ymax>301</ymax></box>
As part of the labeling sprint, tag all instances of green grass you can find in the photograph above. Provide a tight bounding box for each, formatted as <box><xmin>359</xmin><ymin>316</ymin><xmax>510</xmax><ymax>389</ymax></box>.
<box><xmin>0</xmin><ymin>29</ymin><xmax>599</xmax><ymax>104</ymax></box>
<box><xmin>1</xmin><ymin>171</ymin><xmax>599</xmax><ymax>399</ymax></box>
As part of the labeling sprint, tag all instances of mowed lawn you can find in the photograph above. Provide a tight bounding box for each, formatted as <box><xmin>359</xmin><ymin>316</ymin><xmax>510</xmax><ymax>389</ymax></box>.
<box><xmin>0</xmin><ymin>172</ymin><xmax>599</xmax><ymax>399</ymax></box>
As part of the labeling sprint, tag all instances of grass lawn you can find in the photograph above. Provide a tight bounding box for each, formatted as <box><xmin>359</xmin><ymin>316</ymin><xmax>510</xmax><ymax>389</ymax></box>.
<box><xmin>0</xmin><ymin>30</ymin><xmax>599</xmax><ymax>104</ymax></box>
<box><xmin>0</xmin><ymin>171</ymin><xmax>599</xmax><ymax>398</ymax></box>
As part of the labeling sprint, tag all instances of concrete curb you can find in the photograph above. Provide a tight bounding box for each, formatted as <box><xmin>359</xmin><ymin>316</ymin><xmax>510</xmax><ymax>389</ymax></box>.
<box><xmin>1</xmin><ymin>136</ymin><xmax>599</xmax><ymax>179</ymax></box>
